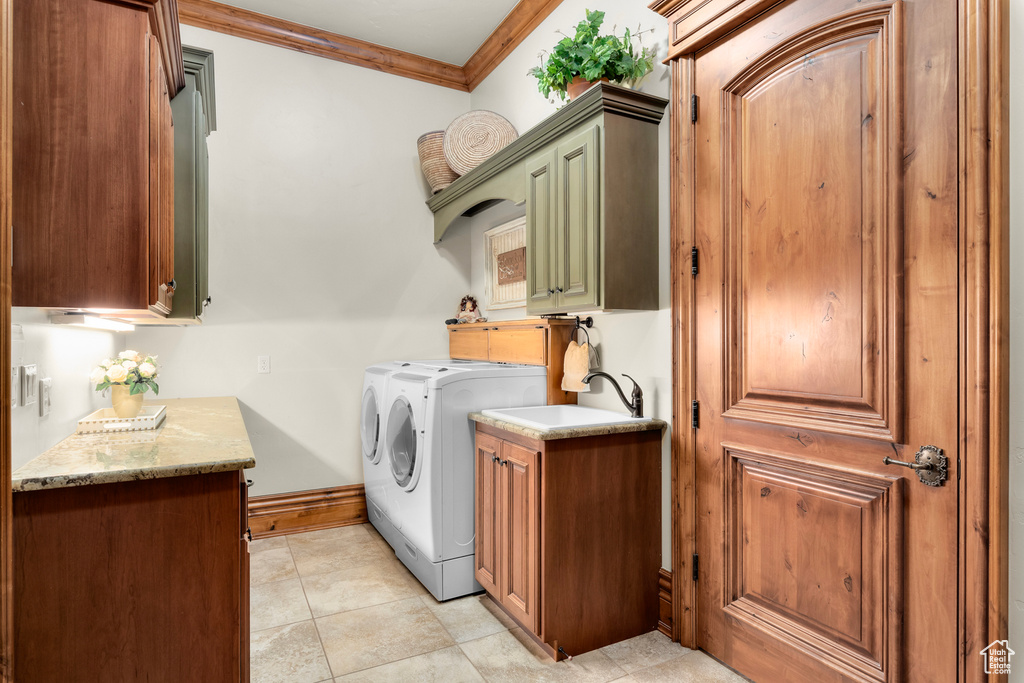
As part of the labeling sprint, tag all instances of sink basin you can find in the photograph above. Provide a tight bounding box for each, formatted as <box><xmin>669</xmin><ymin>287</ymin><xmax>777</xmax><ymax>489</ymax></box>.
<box><xmin>481</xmin><ymin>405</ymin><xmax>652</xmax><ymax>431</ymax></box>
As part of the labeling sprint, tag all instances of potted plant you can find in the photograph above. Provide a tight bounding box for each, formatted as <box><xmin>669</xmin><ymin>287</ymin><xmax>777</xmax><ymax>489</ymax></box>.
<box><xmin>528</xmin><ymin>9</ymin><xmax>656</xmax><ymax>102</ymax></box>
<box><xmin>91</xmin><ymin>350</ymin><xmax>160</xmax><ymax>418</ymax></box>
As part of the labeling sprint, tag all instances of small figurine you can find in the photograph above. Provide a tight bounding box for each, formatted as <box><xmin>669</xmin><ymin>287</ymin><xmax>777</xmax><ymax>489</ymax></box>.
<box><xmin>454</xmin><ymin>295</ymin><xmax>486</xmax><ymax>324</ymax></box>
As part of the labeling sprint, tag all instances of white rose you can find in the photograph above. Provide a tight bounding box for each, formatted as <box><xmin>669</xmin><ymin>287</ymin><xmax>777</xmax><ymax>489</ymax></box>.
<box><xmin>106</xmin><ymin>365</ymin><xmax>128</xmax><ymax>383</ymax></box>
<box><xmin>119</xmin><ymin>350</ymin><xmax>138</xmax><ymax>360</ymax></box>
<box><xmin>138</xmin><ymin>362</ymin><xmax>156</xmax><ymax>378</ymax></box>
<box><xmin>122</xmin><ymin>360</ymin><xmax>137</xmax><ymax>371</ymax></box>
<box><xmin>89</xmin><ymin>367</ymin><xmax>107</xmax><ymax>385</ymax></box>
<box><xmin>101</xmin><ymin>359</ymin><xmax>113</xmax><ymax>368</ymax></box>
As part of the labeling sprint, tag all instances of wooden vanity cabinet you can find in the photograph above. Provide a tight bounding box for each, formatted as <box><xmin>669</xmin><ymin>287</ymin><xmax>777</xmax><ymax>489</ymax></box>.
<box><xmin>12</xmin><ymin>0</ymin><xmax>184</xmax><ymax>316</ymax></box>
<box><xmin>13</xmin><ymin>469</ymin><xmax>250</xmax><ymax>682</ymax></box>
<box><xmin>474</xmin><ymin>422</ymin><xmax>661</xmax><ymax>659</ymax></box>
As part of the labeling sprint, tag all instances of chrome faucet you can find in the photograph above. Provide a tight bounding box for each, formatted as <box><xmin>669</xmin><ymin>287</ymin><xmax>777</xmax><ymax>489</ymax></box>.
<box><xmin>581</xmin><ymin>372</ymin><xmax>644</xmax><ymax>418</ymax></box>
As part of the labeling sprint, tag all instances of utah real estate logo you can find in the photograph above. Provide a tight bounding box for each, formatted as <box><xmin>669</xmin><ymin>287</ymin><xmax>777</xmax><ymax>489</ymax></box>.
<box><xmin>980</xmin><ymin>640</ymin><xmax>1014</xmax><ymax>675</ymax></box>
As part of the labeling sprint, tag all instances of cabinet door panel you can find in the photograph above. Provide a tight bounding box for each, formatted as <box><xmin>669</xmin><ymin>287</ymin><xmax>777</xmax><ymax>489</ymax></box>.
<box><xmin>525</xmin><ymin>149</ymin><xmax>559</xmax><ymax>313</ymax></box>
<box><xmin>488</xmin><ymin>328</ymin><xmax>546</xmax><ymax>365</ymax></box>
<box><xmin>501</xmin><ymin>441</ymin><xmax>539</xmax><ymax>633</ymax></box>
<box><xmin>474</xmin><ymin>434</ymin><xmax>502</xmax><ymax>596</ymax></box>
<box><xmin>449</xmin><ymin>328</ymin><xmax>489</xmax><ymax>360</ymax></box>
<box><xmin>557</xmin><ymin>125</ymin><xmax>601</xmax><ymax>310</ymax></box>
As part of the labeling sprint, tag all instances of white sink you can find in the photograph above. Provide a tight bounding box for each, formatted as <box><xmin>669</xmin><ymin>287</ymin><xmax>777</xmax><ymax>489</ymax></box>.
<box><xmin>481</xmin><ymin>405</ymin><xmax>652</xmax><ymax>431</ymax></box>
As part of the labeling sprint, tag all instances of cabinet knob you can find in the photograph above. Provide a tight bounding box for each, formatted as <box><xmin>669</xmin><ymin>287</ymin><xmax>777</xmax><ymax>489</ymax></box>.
<box><xmin>556</xmin><ymin>286</ymin><xmax>563</xmax><ymax>293</ymax></box>
<box><xmin>491</xmin><ymin>455</ymin><xmax>499</xmax><ymax>463</ymax></box>
<box><xmin>547</xmin><ymin>288</ymin><xmax>555</xmax><ymax>295</ymax></box>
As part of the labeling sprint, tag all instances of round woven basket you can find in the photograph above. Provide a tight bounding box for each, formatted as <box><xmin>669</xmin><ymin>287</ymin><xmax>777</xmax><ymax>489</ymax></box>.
<box><xmin>442</xmin><ymin>111</ymin><xmax>519</xmax><ymax>175</ymax></box>
<box><xmin>417</xmin><ymin>131</ymin><xmax>459</xmax><ymax>194</ymax></box>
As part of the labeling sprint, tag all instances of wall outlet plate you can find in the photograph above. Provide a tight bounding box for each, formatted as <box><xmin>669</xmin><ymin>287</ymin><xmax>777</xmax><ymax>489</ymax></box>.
<box><xmin>257</xmin><ymin>356</ymin><xmax>271</xmax><ymax>374</ymax></box>
<box><xmin>10</xmin><ymin>366</ymin><xmax>20</xmax><ymax>408</ymax></box>
<box><xmin>39</xmin><ymin>378</ymin><xmax>52</xmax><ymax>417</ymax></box>
<box><xmin>21</xmin><ymin>364</ymin><xmax>38</xmax><ymax>406</ymax></box>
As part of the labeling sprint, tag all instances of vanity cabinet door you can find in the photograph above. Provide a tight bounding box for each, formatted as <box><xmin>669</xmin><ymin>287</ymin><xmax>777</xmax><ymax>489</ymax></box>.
<box><xmin>449</xmin><ymin>327</ymin><xmax>489</xmax><ymax>360</ymax></box>
<box><xmin>555</xmin><ymin>124</ymin><xmax>601</xmax><ymax>311</ymax></box>
<box><xmin>499</xmin><ymin>439</ymin><xmax>540</xmax><ymax>634</ymax></box>
<box><xmin>525</xmin><ymin>148</ymin><xmax>559</xmax><ymax>314</ymax></box>
<box><xmin>474</xmin><ymin>433</ymin><xmax>502</xmax><ymax>596</ymax></box>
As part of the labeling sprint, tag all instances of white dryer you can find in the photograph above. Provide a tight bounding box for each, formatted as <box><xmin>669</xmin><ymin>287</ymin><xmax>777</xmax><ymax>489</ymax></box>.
<box><xmin>377</xmin><ymin>362</ymin><xmax>546</xmax><ymax>601</ymax></box>
<box><xmin>360</xmin><ymin>363</ymin><xmax>397</xmax><ymax>521</ymax></box>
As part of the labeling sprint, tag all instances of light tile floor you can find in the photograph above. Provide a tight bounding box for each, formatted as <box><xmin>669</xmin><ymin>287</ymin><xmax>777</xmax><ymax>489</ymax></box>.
<box><xmin>249</xmin><ymin>523</ymin><xmax>747</xmax><ymax>683</ymax></box>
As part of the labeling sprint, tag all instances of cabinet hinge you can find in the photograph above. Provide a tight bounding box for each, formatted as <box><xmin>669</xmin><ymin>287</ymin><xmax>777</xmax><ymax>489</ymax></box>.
<box><xmin>692</xmin><ymin>553</ymin><xmax>699</xmax><ymax>581</ymax></box>
<box><xmin>690</xmin><ymin>94</ymin><xmax>699</xmax><ymax>123</ymax></box>
<box><xmin>691</xmin><ymin>400</ymin><xmax>699</xmax><ymax>429</ymax></box>
<box><xmin>691</xmin><ymin>247</ymin><xmax>698</xmax><ymax>276</ymax></box>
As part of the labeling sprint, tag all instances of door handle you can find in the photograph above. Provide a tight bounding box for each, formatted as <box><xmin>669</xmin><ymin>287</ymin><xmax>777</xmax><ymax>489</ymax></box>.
<box><xmin>882</xmin><ymin>445</ymin><xmax>948</xmax><ymax>487</ymax></box>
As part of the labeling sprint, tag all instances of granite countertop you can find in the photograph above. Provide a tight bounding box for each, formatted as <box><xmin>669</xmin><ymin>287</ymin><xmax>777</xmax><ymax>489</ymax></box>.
<box><xmin>13</xmin><ymin>396</ymin><xmax>256</xmax><ymax>492</ymax></box>
<box><xmin>469</xmin><ymin>411</ymin><xmax>667</xmax><ymax>441</ymax></box>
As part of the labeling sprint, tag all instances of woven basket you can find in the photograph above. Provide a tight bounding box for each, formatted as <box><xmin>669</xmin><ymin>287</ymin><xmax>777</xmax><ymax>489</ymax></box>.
<box><xmin>417</xmin><ymin>131</ymin><xmax>459</xmax><ymax>194</ymax></box>
<box><xmin>442</xmin><ymin>111</ymin><xmax>519</xmax><ymax>175</ymax></box>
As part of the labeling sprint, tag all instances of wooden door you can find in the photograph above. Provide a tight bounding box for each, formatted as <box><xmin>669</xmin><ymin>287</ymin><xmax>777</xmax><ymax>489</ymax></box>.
<box><xmin>555</xmin><ymin>124</ymin><xmax>600</xmax><ymax>311</ymax></box>
<box><xmin>500</xmin><ymin>440</ymin><xmax>539</xmax><ymax>634</ymax></box>
<box><xmin>692</xmin><ymin>1</ymin><xmax>957</xmax><ymax>682</ymax></box>
<box><xmin>149</xmin><ymin>32</ymin><xmax>174</xmax><ymax>315</ymax></box>
<box><xmin>474</xmin><ymin>432</ymin><xmax>501</xmax><ymax>596</ymax></box>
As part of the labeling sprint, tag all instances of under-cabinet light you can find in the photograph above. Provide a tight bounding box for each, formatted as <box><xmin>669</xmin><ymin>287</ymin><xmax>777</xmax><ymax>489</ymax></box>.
<box><xmin>50</xmin><ymin>314</ymin><xmax>135</xmax><ymax>332</ymax></box>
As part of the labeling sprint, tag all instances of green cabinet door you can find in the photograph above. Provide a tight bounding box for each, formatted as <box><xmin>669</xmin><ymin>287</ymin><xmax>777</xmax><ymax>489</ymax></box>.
<box><xmin>525</xmin><ymin>147</ymin><xmax>559</xmax><ymax>314</ymax></box>
<box><xmin>556</xmin><ymin>124</ymin><xmax>600</xmax><ymax>311</ymax></box>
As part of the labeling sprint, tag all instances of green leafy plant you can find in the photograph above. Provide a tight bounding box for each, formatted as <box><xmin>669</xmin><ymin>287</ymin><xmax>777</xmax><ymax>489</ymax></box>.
<box><xmin>528</xmin><ymin>9</ymin><xmax>657</xmax><ymax>102</ymax></box>
<box><xmin>91</xmin><ymin>350</ymin><xmax>160</xmax><ymax>396</ymax></box>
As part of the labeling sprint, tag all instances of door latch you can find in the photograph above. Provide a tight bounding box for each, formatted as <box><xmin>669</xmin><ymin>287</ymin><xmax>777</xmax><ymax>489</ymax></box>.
<box><xmin>882</xmin><ymin>445</ymin><xmax>948</xmax><ymax>487</ymax></box>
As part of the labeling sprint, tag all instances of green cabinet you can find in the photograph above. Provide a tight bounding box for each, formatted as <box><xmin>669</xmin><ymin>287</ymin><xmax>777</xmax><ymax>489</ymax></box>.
<box><xmin>428</xmin><ymin>84</ymin><xmax>666</xmax><ymax>314</ymax></box>
<box><xmin>168</xmin><ymin>46</ymin><xmax>216</xmax><ymax>323</ymax></box>
<box><xmin>527</xmin><ymin>124</ymin><xmax>602</xmax><ymax>314</ymax></box>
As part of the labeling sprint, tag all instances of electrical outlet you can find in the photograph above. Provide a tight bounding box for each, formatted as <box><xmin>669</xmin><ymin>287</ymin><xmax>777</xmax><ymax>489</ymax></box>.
<box><xmin>39</xmin><ymin>378</ymin><xmax>52</xmax><ymax>417</ymax></box>
<box><xmin>10</xmin><ymin>366</ymin><xmax>20</xmax><ymax>408</ymax></box>
<box><xmin>257</xmin><ymin>356</ymin><xmax>271</xmax><ymax>374</ymax></box>
<box><xmin>21</xmin><ymin>364</ymin><xmax>37</xmax><ymax>406</ymax></box>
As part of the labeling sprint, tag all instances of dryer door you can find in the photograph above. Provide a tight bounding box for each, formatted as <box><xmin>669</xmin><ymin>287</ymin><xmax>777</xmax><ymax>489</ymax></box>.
<box><xmin>386</xmin><ymin>395</ymin><xmax>420</xmax><ymax>490</ymax></box>
<box><xmin>361</xmin><ymin>386</ymin><xmax>382</xmax><ymax>464</ymax></box>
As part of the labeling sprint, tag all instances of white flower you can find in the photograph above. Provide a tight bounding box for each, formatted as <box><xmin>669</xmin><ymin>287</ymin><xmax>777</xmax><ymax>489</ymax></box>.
<box><xmin>89</xmin><ymin>366</ymin><xmax>107</xmax><ymax>385</ymax></box>
<box><xmin>122</xmin><ymin>360</ymin><xmax>137</xmax><ymax>371</ymax></box>
<box><xmin>106</xmin><ymin>365</ymin><xmax>128</xmax><ymax>383</ymax></box>
<box><xmin>119</xmin><ymin>350</ymin><xmax>141</xmax><ymax>362</ymax></box>
<box><xmin>138</xmin><ymin>362</ymin><xmax>156</xmax><ymax>378</ymax></box>
<box><xmin>101</xmin><ymin>359</ymin><xmax>113</xmax><ymax>368</ymax></box>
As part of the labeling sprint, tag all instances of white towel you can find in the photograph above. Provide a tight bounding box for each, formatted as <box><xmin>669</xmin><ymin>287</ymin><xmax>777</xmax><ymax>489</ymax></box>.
<box><xmin>561</xmin><ymin>340</ymin><xmax>591</xmax><ymax>392</ymax></box>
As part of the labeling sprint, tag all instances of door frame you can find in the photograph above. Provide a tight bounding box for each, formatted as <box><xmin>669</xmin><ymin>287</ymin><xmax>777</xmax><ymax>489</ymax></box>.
<box><xmin>1</xmin><ymin>0</ymin><xmax>13</xmax><ymax>672</ymax></box>
<box><xmin>653</xmin><ymin>0</ymin><xmax>1009</xmax><ymax>680</ymax></box>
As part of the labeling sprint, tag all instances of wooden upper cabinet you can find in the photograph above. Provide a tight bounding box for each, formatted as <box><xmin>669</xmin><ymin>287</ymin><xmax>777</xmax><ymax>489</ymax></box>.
<box><xmin>12</xmin><ymin>0</ymin><xmax>184</xmax><ymax>316</ymax></box>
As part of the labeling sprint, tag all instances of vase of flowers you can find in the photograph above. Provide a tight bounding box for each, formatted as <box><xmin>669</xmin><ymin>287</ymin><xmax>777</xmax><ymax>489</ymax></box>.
<box><xmin>91</xmin><ymin>350</ymin><xmax>160</xmax><ymax>419</ymax></box>
<box><xmin>528</xmin><ymin>9</ymin><xmax>656</xmax><ymax>102</ymax></box>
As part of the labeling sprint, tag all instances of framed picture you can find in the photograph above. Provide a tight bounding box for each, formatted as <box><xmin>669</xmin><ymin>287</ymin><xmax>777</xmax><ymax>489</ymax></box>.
<box><xmin>484</xmin><ymin>217</ymin><xmax>527</xmax><ymax>310</ymax></box>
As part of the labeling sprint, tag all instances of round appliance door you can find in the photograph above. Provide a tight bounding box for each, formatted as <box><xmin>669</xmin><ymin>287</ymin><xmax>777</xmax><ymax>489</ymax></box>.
<box><xmin>386</xmin><ymin>395</ymin><xmax>419</xmax><ymax>490</ymax></box>
<box><xmin>361</xmin><ymin>386</ymin><xmax>382</xmax><ymax>464</ymax></box>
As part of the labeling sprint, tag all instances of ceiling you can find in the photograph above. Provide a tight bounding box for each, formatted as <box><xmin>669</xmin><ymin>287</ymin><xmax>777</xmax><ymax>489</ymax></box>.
<box><xmin>213</xmin><ymin>0</ymin><xmax>523</xmax><ymax>65</ymax></box>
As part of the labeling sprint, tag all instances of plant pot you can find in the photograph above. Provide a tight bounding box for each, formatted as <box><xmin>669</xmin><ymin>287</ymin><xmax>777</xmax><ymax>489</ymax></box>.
<box><xmin>111</xmin><ymin>384</ymin><xmax>144</xmax><ymax>419</ymax></box>
<box><xmin>567</xmin><ymin>76</ymin><xmax>609</xmax><ymax>100</ymax></box>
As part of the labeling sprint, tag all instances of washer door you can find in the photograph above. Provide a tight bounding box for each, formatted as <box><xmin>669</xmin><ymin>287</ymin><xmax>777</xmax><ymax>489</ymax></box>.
<box><xmin>361</xmin><ymin>386</ymin><xmax>382</xmax><ymax>464</ymax></box>
<box><xmin>386</xmin><ymin>395</ymin><xmax>419</xmax><ymax>490</ymax></box>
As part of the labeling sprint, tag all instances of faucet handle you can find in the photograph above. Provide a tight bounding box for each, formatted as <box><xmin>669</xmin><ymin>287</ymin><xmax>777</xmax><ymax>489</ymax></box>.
<box><xmin>621</xmin><ymin>374</ymin><xmax>644</xmax><ymax>418</ymax></box>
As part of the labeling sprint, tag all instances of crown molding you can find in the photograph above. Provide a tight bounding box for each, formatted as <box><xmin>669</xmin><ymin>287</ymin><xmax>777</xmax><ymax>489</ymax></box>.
<box><xmin>178</xmin><ymin>0</ymin><xmax>568</xmax><ymax>93</ymax></box>
<box><xmin>177</xmin><ymin>0</ymin><xmax>469</xmax><ymax>91</ymax></box>
<box><xmin>463</xmin><ymin>0</ymin><xmax>565</xmax><ymax>91</ymax></box>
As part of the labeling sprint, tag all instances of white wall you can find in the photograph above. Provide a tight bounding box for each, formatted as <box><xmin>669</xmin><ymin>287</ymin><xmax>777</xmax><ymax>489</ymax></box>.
<box><xmin>1008</xmin><ymin>2</ymin><xmax>1023</xmax><ymax>674</ymax></box>
<box><xmin>466</xmin><ymin>2</ymin><xmax>675</xmax><ymax>566</ymax></box>
<box><xmin>126</xmin><ymin>25</ymin><xmax>473</xmax><ymax>496</ymax></box>
<box><xmin>10</xmin><ymin>309</ymin><xmax>120</xmax><ymax>470</ymax></box>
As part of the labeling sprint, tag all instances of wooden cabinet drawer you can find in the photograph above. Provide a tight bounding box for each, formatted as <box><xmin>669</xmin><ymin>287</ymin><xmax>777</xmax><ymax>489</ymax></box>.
<box><xmin>449</xmin><ymin>328</ymin><xmax>489</xmax><ymax>360</ymax></box>
<box><xmin>488</xmin><ymin>328</ymin><xmax>546</xmax><ymax>365</ymax></box>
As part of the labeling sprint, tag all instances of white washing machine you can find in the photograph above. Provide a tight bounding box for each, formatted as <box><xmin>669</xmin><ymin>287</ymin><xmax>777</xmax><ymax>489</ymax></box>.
<box><xmin>375</xmin><ymin>362</ymin><xmax>547</xmax><ymax>601</ymax></box>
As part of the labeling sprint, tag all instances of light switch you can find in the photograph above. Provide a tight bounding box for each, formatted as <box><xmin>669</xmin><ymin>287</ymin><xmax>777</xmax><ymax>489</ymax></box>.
<box><xmin>10</xmin><ymin>366</ymin><xmax>19</xmax><ymax>408</ymax></box>
<box><xmin>21</xmin><ymin>364</ymin><xmax>37</xmax><ymax>406</ymax></box>
<box><xmin>39</xmin><ymin>378</ymin><xmax>51</xmax><ymax>417</ymax></box>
